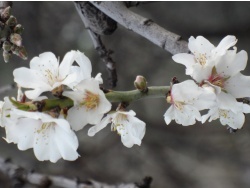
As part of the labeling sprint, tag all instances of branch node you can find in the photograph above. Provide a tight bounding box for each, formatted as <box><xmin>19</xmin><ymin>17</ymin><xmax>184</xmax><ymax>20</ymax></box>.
<box><xmin>142</xmin><ymin>19</ymin><xmax>153</xmax><ymax>26</ymax></box>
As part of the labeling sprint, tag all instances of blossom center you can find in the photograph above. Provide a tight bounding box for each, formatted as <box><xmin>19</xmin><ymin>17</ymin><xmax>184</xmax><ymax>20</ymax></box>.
<box><xmin>167</xmin><ymin>96</ymin><xmax>184</xmax><ymax>110</ymax></box>
<box><xmin>219</xmin><ymin>109</ymin><xmax>229</xmax><ymax>118</ymax></box>
<box><xmin>36</xmin><ymin>122</ymin><xmax>54</xmax><ymax>134</ymax></box>
<box><xmin>195</xmin><ymin>53</ymin><xmax>207</xmax><ymax>66</ymax></box>
<box><xmin>208</xmin><ymin>74</ymin><xmax>225</xmax><ymax>88</ymax></box>
<box><xmin>44</xmin><ymin>69</ymin><xmax>57</xmax><ymax>86</ymax></box>
<box><xmin>81</xmin><ymin>90</ymin><xmax>100</xmax><ymax>110</ymax></box>
<box><xmin>111</xmin><ymin>113</ymin><xmax>127</xmax><ymax>132</ymax></box>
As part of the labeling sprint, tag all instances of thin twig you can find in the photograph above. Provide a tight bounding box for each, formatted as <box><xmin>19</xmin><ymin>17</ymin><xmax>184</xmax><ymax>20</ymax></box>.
<box><xmin>0</xmin><ymin>157</ymin><xmax>152</xmax><ymax>188</ymax></box>
<box><xmin>90</xmin><ymin>2</ymin><xmax>189</xmax><ymax>55</ymax></box>
<box><xmin>74</xmin><ymin>2</ymin><xmax>118</xmax><ymax>87</ymax></box>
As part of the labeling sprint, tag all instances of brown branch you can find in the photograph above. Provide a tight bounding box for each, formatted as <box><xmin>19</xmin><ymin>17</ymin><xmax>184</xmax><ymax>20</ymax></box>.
<box><xmin>0</xmin><ymin>157</ymin><xmax>152</xmax><ymax>188</ymax></box>
<box><xmin>74</xmin><ymin>2</ymin><xmax>118</xmax><ymax>87</ymax></box>
<box><xmin>90</xmin><ymin>2</ymin><xmax>189</xmax><ymax>55</ymax></box>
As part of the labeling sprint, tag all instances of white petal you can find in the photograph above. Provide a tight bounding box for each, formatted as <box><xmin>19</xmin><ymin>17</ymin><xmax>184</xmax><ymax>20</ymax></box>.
<box><xmin>225</xmin><ymin>73</ymin><xmax>250</xmax><ymax>98</ymax></box>
<box><xmin>188</xmin><ymin>36</ymin><xmax>215</xmax><ymax>55</ymax></box>
<box><xmin>75</xmin><ymin>50</ymin><xmax>92</xmax><ymax>80</ymax></box>
<box><xmin>67</xmin><ymin>107</ymin><xmax>88</xmax><ymax>131</ymax></box>
<box><xmin>216</xmin><ymin>50</ymin><xmax>247</xmax><ymax>77</ymax></box>
<box><xmin>201</xmin><ymin>107</ymin><xmax>219</xmax><ymax>123</ymax></box>
<box><xmin>88</xmin><ymin>115</ymin><xmax>111</xmax><ymax>136</ymax></box>
<box><xmin>30</xmin><ymin>52</ymin><xmax>58</xmax><ymax>81</ymax></box>
<box><xmin>59</xmin><ymin>50</ymin><xmax>76</xmax><ymax>80</ymax></box>
<box><xmin>172</xmin><ymin>53</ymin><xmax>196</xmax><ymax>75</ymax></box>
<box><xmin>127</xmin><ymin>115</ymin><xmax>146</xmax><ymax>141</ymax></box>
<box><xmin>95</xmin><ymin>73</ymin><xmax>103</xmax><ymax>84</ymax></box>
<box><xmin>213</xmin><ymin>35</ymin><xmax>237</xmax><ymax>56</ymax></box>
<box><xmin>54</xmin><ymin>121</ymin><xmax>79</xmax><ymax>161</ymax></box>
<box><xmin>172</xmin><ymin>80</ymin><xmax>200</xmax><ymax>102</ymax></box>
<box><xmin>33</xmin><ymin>126</ymin><xmax>56</xmax><ymax>162</ymax></box>
<box><xmin>164</xmin><ymin>105</ymin><xmax>174</xmax><ymax>125</ymax></box>
<box><xmin>220</xmin><ymin>111</ymin><xmax>245</xmax><ymax>129</ymax></box>
<box><xmin>63</xmin><ymin>91</ymin><xmax>83</xmax><ymax>105</ymax></box>
<box><xmin>96</xmin><ymin>91</ymin><xmax>112</xmax><ymax>114</ymax></box>
<box><xmin>13</xmin><ymin>68</ymin><xmax>49</xmax><ymax>89</ymax></box>
<box><xmin>216</xmin><ymin>92</ymin><xmax>240</xmax><ymax>113</ymax></box>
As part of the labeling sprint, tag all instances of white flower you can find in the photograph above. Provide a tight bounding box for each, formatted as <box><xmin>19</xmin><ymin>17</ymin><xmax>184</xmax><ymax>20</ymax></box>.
<box><xmin>4</xmin><ymin>109</ymin><xmax>79</xmax><ymax>163</ymax></box>
<box><xmin>164</xmin><ymin>80</ymin><xmax>216</xmax><ymax>126</ymax></box>
<box><xmin>13</xmin><ymin>50</ymin><xmax>92</xmax><ymax>99</ymax></box>
<box><xmin>172</xmin><ymin>35</ymin><xmax>237</xmax><ymax>82</ymax></box>
<box><xmin>63</xmin><ymin>76</ymin><xmax>111</xmax><ymax>131</ymax></box>
<box><xmin>0</xmin><ymin>100</ymin><xmax>5</xmax><ymax>127</ymax></box>
<box><xmin>88</xmin><ymin>110</ymin><xmax>146</xmax><ymax>148</ymax></box>
<box><xmin>202</xmin><ymin>92</ymin><xmax>250</xmax><ymax>129</ymax></box>
<box><xmin>0</xmin><ymin>97</ymin><xmax>17</xmax><ymax>127</ymax></box>
<box><xmin>207</xmin><ymin>49</ymin><xmax>250</xmax><ymax>98</ymax></box>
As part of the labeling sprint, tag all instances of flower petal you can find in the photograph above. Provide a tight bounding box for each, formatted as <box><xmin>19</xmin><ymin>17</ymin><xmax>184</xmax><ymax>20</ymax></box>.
<box><xmin>212</xmin><ymin>35</ymin><xmax>237</xmax><ymax>56</ymax></box>
<box><xmin>67</xmin><ymin>107</ymin><xmax>89</xmax><ymax>131</ymax></box>
<box><xmin>216</xmin><ymin>50</ymin><xmax>247</xmax><ymax>77</ymax></box>
<box><xmin>172</xmin><ymin>53</ymin><xmax>196</xmax><ymax>75</ymax></box>
<box><xmin>74</xmin><ymin>50</ymin><xmax>92</xmax><ymax>80</ymax></box>
<box><xmin>225</xmin><ymin>73</ymin><xmax>250</xmax><ymax>98</ymax></box>
<box><xmin>59</xmin><ymin>50</ymin><xmax>76</xmax><ymax>80</ymax></box>
<box><xmin>88</xmin><ymin>115</ymin><xmax>111</xmax><ymax>136</ymax></box>
<box><xmin>30</xmin><ymin>52</ymin><xmax>58</xmax><ymax>81</ymax></box>
<box><xmin>188</xmin><ymin>36</ymin><xmax>215</xmax><ymax>55</ymax></box>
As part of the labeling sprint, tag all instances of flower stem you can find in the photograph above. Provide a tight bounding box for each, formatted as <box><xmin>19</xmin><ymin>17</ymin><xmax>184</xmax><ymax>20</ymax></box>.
<box><xmin>105</xmin><ymin>86</ymin><xmax>170</xmax><ymax>103</ymax></box>
<box><xmin>41</xmin><ymin>86</ymin><xmax>170</xmax><ymax>111</ymax></box>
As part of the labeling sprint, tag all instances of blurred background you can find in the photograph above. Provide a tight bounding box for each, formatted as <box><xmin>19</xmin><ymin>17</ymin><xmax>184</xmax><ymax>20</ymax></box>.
<box><xmin>1</xmin><ymin>2</ymin><xmax>250</xmax><ymax>188</ymax></box>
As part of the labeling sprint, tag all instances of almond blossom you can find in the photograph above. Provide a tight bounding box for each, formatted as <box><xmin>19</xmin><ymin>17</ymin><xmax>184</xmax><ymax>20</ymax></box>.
<box><xmin>88</xmin><ymin>110</ymin><xmax>146</xmax><ymax>148</ymax></box>
<box><xmin>63</xmin><ymin>76</ymin><xmax>111</xmax><ymax>131</ymax></box>
<box><xmin>202</xmin><ymin>92</ymin><xmax>250</xmax><ymax>129</ymax></box>
<box><xmin>4</xmin><ymin>109</ymin><xmax>79</xmax><ymax>163</ymax></box>
<box><xmin>172</xmin><ymin>35</ymin><xmax>237</xmax><ymax>82</ymax></box>
<box><xmin>164</xmin><ymin>80</ymin><xmax>216</xmax><ymax>126</ymax></box>
<box><xmin>13</xmin><ymin>50</ymin><xmax>92</xmax><ymax>99</ymax></box>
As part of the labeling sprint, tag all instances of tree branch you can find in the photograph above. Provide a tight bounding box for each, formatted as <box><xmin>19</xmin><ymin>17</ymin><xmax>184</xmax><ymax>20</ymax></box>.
<box><xmin>0</xmin><ymin>157</ymin><xmax>152</xmax><ymax>188</ymax></box>
<box><xmin>74</xmin><ymin>2</ymin><xmax>118</xmax><ymax>87</ymax></box>
<box><xmin>90</xmin><ymin>1</ymin><xmax>189</xmax><ymax>55</ymax></box>
<box><xmin>124</xmin><ymin>1</ymin><xmax>156</xmax><ymax>8</ymax></box>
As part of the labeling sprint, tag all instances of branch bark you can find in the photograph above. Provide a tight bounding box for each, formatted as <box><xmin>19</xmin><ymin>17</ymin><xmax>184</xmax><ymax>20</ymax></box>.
<box><xmin>90</xmin><ymin>1</ymin><xmax>189</xmax><ymax>55</ymax></box>
<box><xmin>0</xmin><ymin>157</ymin><xmax>152</xmax><ymax>188</ymax></box>
<box><xmin>74</xmin><ymin>2</ymin><xmax>118</xmax><ymax>87</ymax></box>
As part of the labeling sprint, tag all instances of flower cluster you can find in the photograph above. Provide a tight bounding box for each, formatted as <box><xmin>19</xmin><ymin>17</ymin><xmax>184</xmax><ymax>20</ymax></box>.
<box><xmin>0</xmin><ymin>50</ymin><xmax>146</xmax><ymax>162</ymax></box>
<box><xmin>165</xmin><ymin>35</ymin><xmax>250</xmax><ymax>129</ymax></box>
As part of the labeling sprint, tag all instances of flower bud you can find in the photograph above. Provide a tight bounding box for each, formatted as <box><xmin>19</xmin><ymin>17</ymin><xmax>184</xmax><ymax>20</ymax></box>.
<box><xmin>13</xmin><ymin>24</ymin><xmax>24</xmax><ymax>34</ymax></box>
<box><xmin>11</xmin><ymin>45</ymin><xmax>28</xmax><ymax>60</ymax></box>
<box><xmin>6</xmin><ymin>15</ymin><xmax>17</xmax><ymax>27</ymax></box>
<box><xmin>2</xmin><ymin>41</ymin><xmax>11</xmax><ymax>51</ymax></box>
<box><xmin>10</xmin><ymin>33</ymin><xmax>22</xmax><ymax>46</ymax></box>
<box><xmin>1</xmin><ymin>6</ymin><xmax>11</xmax><ymax>21</ymax></box>
<box><xmin>134</xmin><ymin>75</ymin><xmax>148</xmax><ymax>92</ymax></box>
<box><xmin>3</xmin><ymin>51</ymin><xmax>11</xmax><ymax>63</ymax></box>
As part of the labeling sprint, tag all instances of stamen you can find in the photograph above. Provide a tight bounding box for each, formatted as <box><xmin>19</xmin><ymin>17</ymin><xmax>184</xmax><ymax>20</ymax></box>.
<box><xmin>81</xmin><ymin>90</ymin><xmax>100</xmax><ymax>110</ymax></box>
